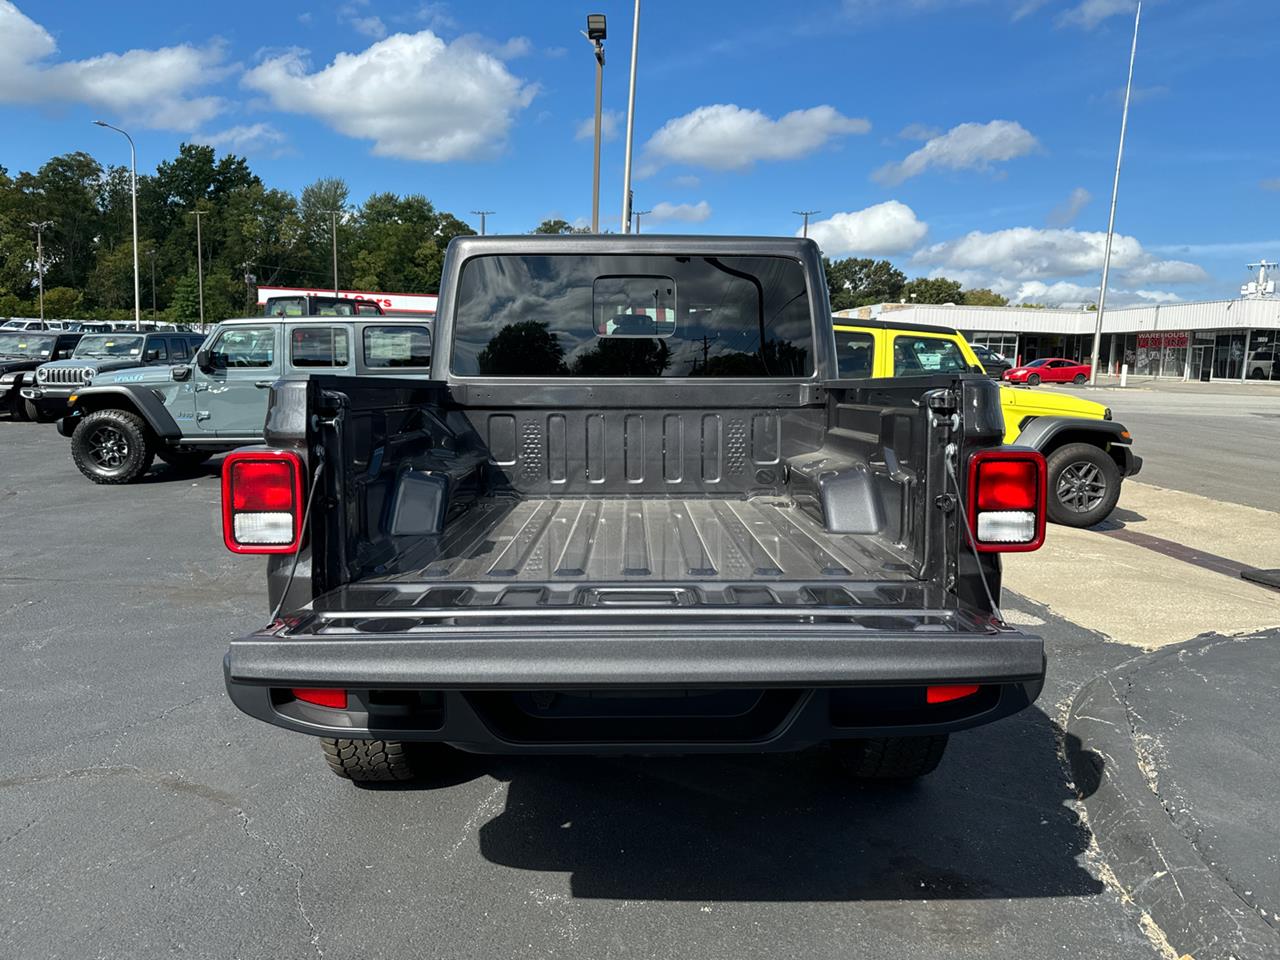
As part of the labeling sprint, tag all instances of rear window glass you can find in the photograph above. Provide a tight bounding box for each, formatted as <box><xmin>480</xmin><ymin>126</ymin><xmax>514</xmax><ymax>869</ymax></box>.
<box><xmin>291</xmin><ymin>327</ymin><xmax>350</xmax><ymax>367</ymax></box>
<box><xmin>834</xmin><ymin>331</ymin><xmax>875</xmax><ymax>379</ymax></box>
<box><xmin>362</xmin><ymin>326</ymin><xmax>432</xmax><ymax>368</ymax></box>
<box><xmin>451</xmin><ymin>254</ymin><xmax>813</xmax><ymax>378</ymax></box>
<box><xmin>892</xmin><ymin>336</ymin><xmax>970</xmax><ymax>377</ymax></box>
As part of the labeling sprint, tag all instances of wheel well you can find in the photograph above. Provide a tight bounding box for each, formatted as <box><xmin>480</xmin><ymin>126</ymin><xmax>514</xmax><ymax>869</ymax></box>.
<box><xmin>1040</xmin><ymin>430</ymin><xmax>1127</xmax><ymax>472</ymax></box>
<box><xmin>74</xmin><ymin>396</ymin><xmax>157</xmax><ymax>438</ymax></box>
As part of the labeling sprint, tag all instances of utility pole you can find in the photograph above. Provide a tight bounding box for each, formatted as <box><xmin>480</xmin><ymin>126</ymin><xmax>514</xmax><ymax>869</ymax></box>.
<box><xmin>620</xmin><ymin>0</ymin><xmax>641</xmax><ymax>232</ymax></box>
<box><xmin>191</xmin><ymin>210</ymin><xmax>206</xmax><ymax>331</ymax></box>
<box><xmin>793</xmin><ymin>209</ymin><xmax>820</xmax><ymax>239</ymax></box>
<box><xmin>1089</xmin><ymin>0</ymin><xmax>1141</xmax><ymax>386</ymax></box>
<box><xmin>148</xmin><ymin>248</ymin><xmax>157</xmax><ymax>318</ymax></box>
<box><xmin>330</xmin><ymin>210</ymin><xmax>340</xmax><ymax>295</ymax></box>
<box><xmin>27</xmin><ymin>220</ymin><xmax>52</xmax><ymax>321</ymax></box>
<box><xmin>583</xmin><ymin>15</ymin><xmax>607</xmax><ymax>232</ymax></box>
<box><xmin>471</xmin><ymin>210</ymin><xmax>495</xmax><ymax>236</ymax></box>
<box><xmin>632</xmin><ymin>209</ymin><xmax>652</xmax><ymax>234</ymax></box>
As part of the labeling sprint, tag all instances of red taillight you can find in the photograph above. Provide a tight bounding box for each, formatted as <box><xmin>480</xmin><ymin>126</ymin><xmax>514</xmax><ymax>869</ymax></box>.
<box><xmin>927</xmin><ymin>683</ymin><xmax>980</xmax><ymax>704</ymax></box>
<box><xmin>967</xmin><ymin>449</ymin><xmax>1046</xmax><ymax>553</ymax></box>
<box><xmin>221</xmin><ymin>450</ymin><xmax>305</xmax><ymax>555</ymax></box>
<box><xmin>292</xmin><ymin>688</ymin><xmax>348</xmax><ymax>709</ymax></box>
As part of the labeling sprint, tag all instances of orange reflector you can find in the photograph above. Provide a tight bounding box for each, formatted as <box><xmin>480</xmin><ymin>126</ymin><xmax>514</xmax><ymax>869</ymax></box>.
<box><xmin>926</xmin><ymin>684</ymin><xmax>980</xmax><ymax>705</ymax></box>
<box><xmin>292</xmin><ymin>688</ymin><xmax>348</xmax><ymax>709</ymax></box>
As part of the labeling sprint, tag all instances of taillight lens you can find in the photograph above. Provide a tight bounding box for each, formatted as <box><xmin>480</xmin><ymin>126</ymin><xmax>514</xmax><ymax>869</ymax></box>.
<box><xmin>292</xmin><ymin>688</ymin><xmax>348</xmax><ymax>709</ymax></box>
<box><xmin>222</xmin><ymin>450</ymin><xmax>305</xmax><ymax>554</ymax></box>
<box><xmin>967</xmin><ymin>449</ymin><xmax>1046</xmax><ymax>552</ymax></box>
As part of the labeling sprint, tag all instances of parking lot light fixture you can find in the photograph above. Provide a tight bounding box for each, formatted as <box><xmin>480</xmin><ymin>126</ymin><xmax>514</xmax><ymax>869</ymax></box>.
<box><xmin>93</xmin><ymin>120</ymin><xmax>142</xmax><ymax>332</ymax></box>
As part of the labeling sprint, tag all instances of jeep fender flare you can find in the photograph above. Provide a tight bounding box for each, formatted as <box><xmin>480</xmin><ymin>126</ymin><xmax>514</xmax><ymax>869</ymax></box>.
<box><xmin>1013</xmin><ymin>416</ymin><xmax>1139</xmax><ymax>477</ymax></box>
<box><xmin>65</xmin><ymin>384</ymin><xmax>182</xmax><ymax>441</ymax></box>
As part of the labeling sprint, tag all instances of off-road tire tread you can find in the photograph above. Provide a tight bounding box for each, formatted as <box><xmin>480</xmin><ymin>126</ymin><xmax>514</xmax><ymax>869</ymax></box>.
<box><xmin>321</xmin><ymin>738</ymin><xmax>420</xmax><ymax>782</ymax></box>
<box><xmin>70</xmin><ymin>409</ymin><xmax>155</xmax><ymax>484</ymax></box>
<box><xmin>838</xmin><ymin>735</ymin><xmax>949</xmax><ymax>780</ymax></box>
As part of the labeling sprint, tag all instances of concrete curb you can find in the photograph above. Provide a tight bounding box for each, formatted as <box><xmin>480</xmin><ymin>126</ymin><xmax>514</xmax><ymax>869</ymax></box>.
<box><xmin>1067</xmin><ymin>640</ymin><xmax>1279</xmax><ymax>960</ymax></box>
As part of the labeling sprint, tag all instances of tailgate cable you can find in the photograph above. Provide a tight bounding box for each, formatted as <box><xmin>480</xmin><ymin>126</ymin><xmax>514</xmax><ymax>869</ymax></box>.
<box><xmin>269</xmin><ymin>447</ymin><xmax>325</xmax><ymax>625</ymax></box>
<box><xmin>944</xmin><ymin>443</ymin><xmax>1006</xmax><ymax>625</ymax></box>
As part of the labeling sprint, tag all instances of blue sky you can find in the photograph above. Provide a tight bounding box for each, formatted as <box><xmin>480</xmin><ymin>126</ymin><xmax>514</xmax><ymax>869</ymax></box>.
<box><xmin>2</xmin><ymin>0</ymin><xmax>1277</xmax><ymax>304</ymax></box>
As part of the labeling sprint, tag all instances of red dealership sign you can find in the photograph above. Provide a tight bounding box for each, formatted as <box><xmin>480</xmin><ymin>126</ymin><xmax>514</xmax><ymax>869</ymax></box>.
<box><xmin>1136</xmin><ymin>331</ymin><xmax>1188</xmax><ymax>349</ymax></box>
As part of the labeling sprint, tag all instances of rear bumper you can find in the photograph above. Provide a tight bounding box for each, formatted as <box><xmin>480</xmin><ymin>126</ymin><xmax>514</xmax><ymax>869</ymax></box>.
<box><xmin>224</xmin><ymin>620</ymin><xmax>1045</xmax><ymax>752</ymax></box>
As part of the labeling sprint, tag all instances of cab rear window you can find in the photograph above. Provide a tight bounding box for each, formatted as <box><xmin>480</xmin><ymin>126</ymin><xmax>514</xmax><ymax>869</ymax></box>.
<box><xmin>835</xmin><ymin>331</ymin><xmax>875</xmax><ymax>379</ymax></box>
<box><xmin>893</xmin><ymin>336</ymin><xmax>970</xmax><ymax>377</ymax></box>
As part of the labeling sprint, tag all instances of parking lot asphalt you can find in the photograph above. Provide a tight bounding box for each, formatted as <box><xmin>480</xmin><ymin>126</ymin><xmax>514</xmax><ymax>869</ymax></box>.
<box><xmin>0</xmin><ymin>421</ymin><xmax>1171</xmax><ymax>960</ymax></box>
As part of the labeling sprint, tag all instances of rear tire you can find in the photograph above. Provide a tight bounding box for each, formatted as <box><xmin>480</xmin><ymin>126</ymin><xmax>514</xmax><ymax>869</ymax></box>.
<box><xmin>156</xmin><ymin>447</ymin><xmax>213</xmax><ymax>468</ymax></box>
<box><xmin>321</xmin><ymin>738</ymin><xmax>451</xmax><ymax>784</ymax></box>
<box><xmin>70</xmin><ymin>409</ymin><xmax>155</xmax><ymax>484</ymax></box>
<box><xmin>1027</xmin><ymin>373</ymin><xmax>1041</xmax><ymax>386</ymax></box>
<box><xmin>1046</xmin><ymin>442</ymin><xmax>1122</xmax><ymax>528</ymax></box>
<box><xmin>1072</xmin><ymin>373</ymin><xmax>1087</xmax><ymax>385</ymax></box>
<box><xmin>831</xmin><ymin>735</ymin><xmax>949</xmax><ymax>781</ymax></box>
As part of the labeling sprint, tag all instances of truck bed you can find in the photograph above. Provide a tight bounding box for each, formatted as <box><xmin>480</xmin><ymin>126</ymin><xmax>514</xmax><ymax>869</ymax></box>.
<box><xmin>368</xmin><ymin>495</ymin><xmax>915</xmax><ymax>585</ymax></box>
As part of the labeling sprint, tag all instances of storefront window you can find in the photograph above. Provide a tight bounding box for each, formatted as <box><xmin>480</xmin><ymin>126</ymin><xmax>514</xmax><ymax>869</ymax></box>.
<box><xmin>1213</xmin><ymin>331</ymin><xmax>1246</xmax><ymax>380</ymax></box>
<box><xmin>1246</xmin><ymin>329</ymin><xmax>1280</xmax><ymax>382</ymax></box>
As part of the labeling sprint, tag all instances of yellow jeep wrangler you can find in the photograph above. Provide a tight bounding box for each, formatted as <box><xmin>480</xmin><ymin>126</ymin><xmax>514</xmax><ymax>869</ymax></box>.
<box><xmin>833</xmin><ymin>319</ymin><xmax>1142</xmax><ymax>527</ymax></box>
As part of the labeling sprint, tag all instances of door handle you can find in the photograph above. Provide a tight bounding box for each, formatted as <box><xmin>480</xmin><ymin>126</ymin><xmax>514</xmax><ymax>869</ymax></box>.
<box><xmin>255</xmin><ymin>380</ymin><xmax>275</xmax><ymax>388</ymax></box>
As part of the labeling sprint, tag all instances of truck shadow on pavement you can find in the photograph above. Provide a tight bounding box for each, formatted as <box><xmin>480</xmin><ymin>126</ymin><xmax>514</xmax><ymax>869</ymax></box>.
<box><xmin>471</xmin><ymin>708</ymin><xmax>1103</xmax><ymax>901</ymax></box>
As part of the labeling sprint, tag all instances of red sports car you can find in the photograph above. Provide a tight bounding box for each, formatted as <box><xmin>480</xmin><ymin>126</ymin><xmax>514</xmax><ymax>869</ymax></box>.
<box><xmin>1003</xmin><ymin>357</ymin><xmax>1093</xmax><ymax>385</ymax></box>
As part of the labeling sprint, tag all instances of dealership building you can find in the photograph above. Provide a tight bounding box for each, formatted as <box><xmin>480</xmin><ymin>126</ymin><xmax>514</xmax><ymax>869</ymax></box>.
<box><xmin>834</xmin><ymin>296</ymin><xmax>1280</xmax><ymax>382</ymax></box>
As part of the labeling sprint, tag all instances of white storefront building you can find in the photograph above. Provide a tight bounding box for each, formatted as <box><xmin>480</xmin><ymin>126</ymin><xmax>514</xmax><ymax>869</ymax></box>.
<box><xmin>834</xmin><ymin>298</ymin><xmax>1280</xmax><ymax>382</ymax></box>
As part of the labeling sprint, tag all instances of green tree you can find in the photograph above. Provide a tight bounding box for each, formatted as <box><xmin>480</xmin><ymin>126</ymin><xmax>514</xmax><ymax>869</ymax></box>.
<box><xmin>533</xmin><ymin>218</ymin><xmax>590</xmax><ymax>235</ymax></box>
<box><xmin>823</xmin><ymin>257</ymin><xmax>906</xmax><ymax>311</ymax></box>
<box><xmin>902</xmin><ymin>276</ymin><xmax>964</xmax><ymax>305</ymax></box>
<box><xmin>476</xmin><ymin>321</ymin><xmax>567</xmax><ymax>376</ymax></box>
<box><xmin>961</xmin><ymin>288</ymin><xmax>1009</xmax><ymax>307</ymax></box>
<box><xmin>170</xmin><ymin>271</ymin><xmax>203</xmax><ymax>325</ymax></box>
<box><xmin>42</xmin><ymin>287</ymin><xmax>83</xmax><ymax>318</ymax></box>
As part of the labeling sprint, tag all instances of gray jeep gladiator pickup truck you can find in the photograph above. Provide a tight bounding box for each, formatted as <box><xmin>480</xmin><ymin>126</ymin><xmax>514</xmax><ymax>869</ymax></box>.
<box><xmin>222</xmin><ymin>235</ymin><xmax>1048</xmax><ymax>785</ymax></box>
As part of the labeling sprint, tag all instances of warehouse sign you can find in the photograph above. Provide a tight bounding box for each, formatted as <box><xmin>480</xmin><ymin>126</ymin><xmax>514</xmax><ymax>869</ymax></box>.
<box><xmin>256</xmin><ymin>285</ymin><xmax>438</xmax><ymax>315</ymax></box>
<box><xmin>1136</xmin><ymin>331</ymin><xmax>1189</xmax><ymax>349</ymax></box>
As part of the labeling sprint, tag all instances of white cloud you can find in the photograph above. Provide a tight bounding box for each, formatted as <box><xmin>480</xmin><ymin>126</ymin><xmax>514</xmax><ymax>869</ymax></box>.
<box><xmin>195</xmin><ymin>123</ymin><xmax>287</xmax><ymax>154</ymax></box>
<box><xmin>916</xmin><ymin>226</ymin><xmax>1208</xmax><ymax>284</ymax></box>
<box><xmin>898</xmin><ymin>122</ymin><xmax>941</xmax><ymax>141</ymax></box>
<box><xmin>350</xmin><ymin>16</ymin><xmax>387</xmax><ymax>39</ymax></box>
<box><xmin>1047</xmin><ymin>186</ymin><xmax>1092</xmax><ymax>226</ymax></box>
<box><xmin>0</xmin><ymin>1</ymin><xmax>228</xmax><ymax>131</ymax></box>
<box><xmin>575</xmin><ymin>109</ymin><xmax>620</xmax><ymax>142</ymax></box>
<box><xmin>243</xmin><ymin>31</ymin><xmax>536</xmax><ymax>161</ymax></box>
<box><xmin>648</xmin><ymin>201</ymin><xmax>711</xmax><ymax>223</ymax></box>
<box><xmin>1134</xmin><ymin>289</ymin><xmax>1181</xmax><ymax>303</ymax></box>
<box><xmin>672</xmin><ymin>174</ymin><xmax>701</xmax><ymax>189</ymax></box>
<box><xmin>1057</xmin><ymin>0</ymin><xmax>1135</xmax><ymax>29</ymax></box>
<box><xmin>804</xmin><ymin>201</ymin><xmax>928</xmax><ymax>257</ymax></box>
<box><xmin>1260</xmin><ymin>179</ymin><xmax>1280</xmax><ymax>192</ymax></box>
<box><xmin>642</xmin><ymin>104</ymin><xmax>869</xmax><ymax>172</ymax></box>
<box><xmin>874</xmin><ymin>120</ymin><xmax>1040</xmax><ymax>185</ymax></box>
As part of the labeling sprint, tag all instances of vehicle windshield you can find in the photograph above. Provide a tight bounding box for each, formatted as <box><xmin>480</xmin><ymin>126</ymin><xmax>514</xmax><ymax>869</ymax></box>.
<box><xmin>1023</xmin><ymin>358</ymin><xmax>1050</xmax><ymax>367</ymax></box>
<box><xmin>72</xmin><ymin>335</ymin><xmax>145</xmax><ymax>359</ymax></box>
<box><xmin>0</xmin><ymin>332</ymin><xmax>57</xmax><ymax>358</ymax></box>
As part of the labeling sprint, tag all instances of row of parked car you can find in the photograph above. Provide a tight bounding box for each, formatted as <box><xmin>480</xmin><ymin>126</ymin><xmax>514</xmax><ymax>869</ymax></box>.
<box><xmin>0</xmin><ymin>316</ymin><xmax>432</xmax><ymax>483</ymax></box>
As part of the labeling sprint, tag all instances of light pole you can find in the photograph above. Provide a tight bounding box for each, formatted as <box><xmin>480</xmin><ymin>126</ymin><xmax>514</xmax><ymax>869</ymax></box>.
<box><xmin>93</xmin><ymin>120</ymin><xmax>141</xmax><ymax>331</ymax></box>
<box><xmin>471</xmin><ymin>210</ymin><xmax>495</xmax><ymax>236</ymax></box>
<box><xmin>583</xmin><ymin>14</ymin><xmax>607</xmax><ymax>232</ymax></box>
<box><xmin>189</xmin><ymin>210</ymin><xmax>206</xmax><ymax>331</ymax></box>
<box><xmin>148</xmin><ymin>247</ymin><xmax>157</xmax><ymax>319</ymax></box>
<box><xmin>27</xmin><ymin>220</ymin><xmax>52</xmax><ymax>321</ymax></box>
<box><xmin>1089</xmin><ymin>0</ymin><xmax>1141</xmax><ymax>386</ymax></box>
<box><xmin>633</xmin><ymin>209</ymin><xmax>651</xmax><ymax>234</ymax></box>
<box><xmin>793</xmin><ymin>209</ymin><xmax>820</xmax><ymax>239</ymax></box>
<box><xmin>328</xmin><ymin>210</ymin><xmax>341</xmax><ymax>295</ymax></box>
<box><xmin>619</xmin><ymin>0</ymin><xmax>640</xmax><ymax>233</ymax></box>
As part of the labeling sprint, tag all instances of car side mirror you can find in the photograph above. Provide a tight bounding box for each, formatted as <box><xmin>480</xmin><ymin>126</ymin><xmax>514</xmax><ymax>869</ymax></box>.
<box><xmin>172</xmin><ymin>366</ymin><xmax>191</xmax><ymax>382</ymax></box>
<box><xmin>195</xmin><ymin>348</ymin><xmax>213</xmax><ymax>373</ymax></box>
